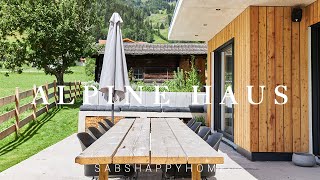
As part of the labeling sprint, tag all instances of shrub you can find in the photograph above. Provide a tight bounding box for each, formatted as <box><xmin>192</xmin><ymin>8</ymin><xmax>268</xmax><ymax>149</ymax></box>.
<box><xmin>160</xmin><ymin>23</ymin><xmax>165</xmax><ymax>29</ymax></box>
<box><xmin>17</xmin><ymin>69</ymin><xmax>23</xmax><ymax>74</ymax></box>
<box><xmin>85</xmin><ymin>58</ymin><xmax>96</xmax><ymax>80</ymax></box>
<box><xmin>128</xmin><ymin>68</ymin><xmax>134</xmax><ymax>82</ymax></box>
<box><xmin>163</xmin><ymin>68</ymin><xmax>186</xmax><ymax>92</ymax></box>
<box><xmin>163</xmin><ymin>57</ymin><xmax>203</xmax><ymax>92</ymax></box>
<box><xmin>195</xmin><ymin>116</ymin><xmax>206</xmax><ymax>126</ymax></box>
<box><xmin>82</xmin><ymin>81</ymin><xmax>99</xmax><ymax>90</ymax></box>
<box><xmin>132</xmin><ymin>81</ymin><xmax>158</xmax><ymax>92</ymax></box>
<box><xmin>185</xmin><ymin>56</ymin><xmax>202</xmax><ymax>92</ymax></box>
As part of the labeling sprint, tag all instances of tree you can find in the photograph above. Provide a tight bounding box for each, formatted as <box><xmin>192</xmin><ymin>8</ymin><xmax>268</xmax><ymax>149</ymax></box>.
<box><xmin>0</xmin><ymin>0</ymin><xmax>96</xmax><ymax>85</ymax></box>
<box><xmin>160</xmin><ymin>23</ymin><xmax>165</xmax><ymax>29</ymax></box>
<box><xmin>84</xmin><ymin>58</ymin><xmax>95</xmax><ymax>79</ymax></box>
<box><xmin>90</xmin><ymin>0</ymin><xmax>155</xmax><ymax>43</ymax></box>
<box><xmin>167</xmin><ymin>15</ymin><xmax>172</xmax><ymax>25</ymax></box>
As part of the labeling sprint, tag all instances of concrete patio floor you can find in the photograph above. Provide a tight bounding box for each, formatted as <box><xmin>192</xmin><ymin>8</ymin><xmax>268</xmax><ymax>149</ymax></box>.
<box><xmin>0</xmin><ymin>134</ymin><xmax>319</xmax><ymax>180</ymax></box>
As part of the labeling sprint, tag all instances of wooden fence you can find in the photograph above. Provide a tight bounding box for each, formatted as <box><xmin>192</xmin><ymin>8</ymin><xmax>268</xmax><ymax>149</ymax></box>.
<box><xmin>0</xmin><ymin>80</ymin><xmax>82</xmax><ymax>140</ymax></box>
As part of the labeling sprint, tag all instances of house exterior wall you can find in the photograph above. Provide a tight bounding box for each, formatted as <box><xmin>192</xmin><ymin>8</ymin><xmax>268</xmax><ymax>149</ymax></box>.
<box><xmin>207</xmin><ymin>8</ymin><xmax>252</xmax><ymax>152</ymax></box>
<box><xmin>195</xmin><ymin>55</ymin><xmax>207</xmax><ymax>84</ymax></box>
<box><xmin>126</xmin><ymin>54</ymin><xmax>179</xmax><ymax>83</ymax></box>
<box><xmin>179</xmin><ymin>55</ymin><xmax>191</xmax><ymax>72</ymax></box>
<box><xmin>179</xmin><ymin>55</ymin><xmax>207</xmax><ymax>84</ymax></box>
<box><xmin>207</xmin><ymin>4</ymin><xmax>317</xmax><ymax>153</ymax></box>
<box><xmin>95</xmin><ymin>54</ymin><xmax>206</xmax><ymax>84</ymax></box>
<box><xmin>307</xmin><ymin>0</ymin><xmax>320</xmax><ymax>27</ymax></box>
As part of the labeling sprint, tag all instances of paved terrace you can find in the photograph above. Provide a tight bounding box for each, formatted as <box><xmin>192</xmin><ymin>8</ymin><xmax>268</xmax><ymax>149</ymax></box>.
<box><xmin>0</xmin><ymin>134</ymin><xmax>319</xmax><ymax>180</ymax></box>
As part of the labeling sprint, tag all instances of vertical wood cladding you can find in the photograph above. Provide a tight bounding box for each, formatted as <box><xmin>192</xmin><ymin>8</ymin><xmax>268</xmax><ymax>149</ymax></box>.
<box><xmin>207</xmin><ymin>5</ymin><xmax>311</xmax><ymax>152</ymax></box>
<box><xmin>208</xmin><ymin>8</ymin><xmax>252</xmax><ymax>151</ymax></box>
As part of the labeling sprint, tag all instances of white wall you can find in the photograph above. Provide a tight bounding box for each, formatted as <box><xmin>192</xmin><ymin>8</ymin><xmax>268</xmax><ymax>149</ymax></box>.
<box><xmin>84</xmin><ymin>91</ymin><xmax>206</xmax><ymax>107</ymax></box>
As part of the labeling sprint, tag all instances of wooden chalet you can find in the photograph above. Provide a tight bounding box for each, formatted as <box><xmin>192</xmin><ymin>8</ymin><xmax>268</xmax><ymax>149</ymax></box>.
<box><xmin>95</xmin><ymin>42</ymin><xmax>207</xmax><ymax>83</ymax></box>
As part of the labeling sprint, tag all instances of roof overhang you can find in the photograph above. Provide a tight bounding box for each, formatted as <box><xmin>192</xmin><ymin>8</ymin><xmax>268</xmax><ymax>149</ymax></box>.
<box><xmin>168</xmin><ymin>0</ymin><xmax>315</xmax><ymax>41</ymax></box>
<box><xmin>98</xmin><ymin>43</ymin><xmax>208</xmax><ymax>55</ymax></box>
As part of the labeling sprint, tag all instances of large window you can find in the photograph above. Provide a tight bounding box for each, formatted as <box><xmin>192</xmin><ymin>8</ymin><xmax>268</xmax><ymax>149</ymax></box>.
<box><xmin>133</xmin><ymin>68</ymin><xmax>144</xmax><ymax>80</ymax></box>
<box><xmin>214</xmin><ymin>39</ymin><xmax>234</xmax><ymax>141</ymax></box>
<box><xmin>220</xmin><ymin>45</ymin><xmax>234</xmax><ymax>138</ymax></box>
<box><xmin>312</xmin><ymin>23</ymin><xmax>320</xmax><ymax>156</ymax></box>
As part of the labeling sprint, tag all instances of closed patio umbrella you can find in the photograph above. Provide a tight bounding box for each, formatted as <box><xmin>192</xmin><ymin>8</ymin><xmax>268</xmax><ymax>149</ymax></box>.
<box><xmin>99</xmin><ymin>13</ymin><xmax>129</xmax><ymax>123</ymax></box>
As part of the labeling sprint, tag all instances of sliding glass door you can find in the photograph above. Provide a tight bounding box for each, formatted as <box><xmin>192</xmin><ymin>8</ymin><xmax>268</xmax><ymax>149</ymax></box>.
<box><xmin>311</xmin><ymin>23</ymin><xmax>320</xmax><ymax>156</ymax></box>
<box><xmin>213</xmin><ymin>40</ymin><xmax>234</xmax><ymax>141</ymax></box>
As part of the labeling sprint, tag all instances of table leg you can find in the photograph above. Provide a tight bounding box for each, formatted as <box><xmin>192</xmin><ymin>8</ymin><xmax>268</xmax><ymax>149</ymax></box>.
<box><xmin>99</xmin><ymin>164</ymin><xmax>109</xmax><ymax>180</ymax></box>
<box><xmin>191</xmin><ymin>164</ymin><xmax>201</xmax><ymax>180</ymax></box>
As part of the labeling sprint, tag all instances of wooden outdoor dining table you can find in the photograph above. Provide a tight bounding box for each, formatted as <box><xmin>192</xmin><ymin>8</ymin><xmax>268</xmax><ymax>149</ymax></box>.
<box><xmin>75</xmin><ymin>118</ymin><xmax>224</xmax><ymax>180</ymax></box>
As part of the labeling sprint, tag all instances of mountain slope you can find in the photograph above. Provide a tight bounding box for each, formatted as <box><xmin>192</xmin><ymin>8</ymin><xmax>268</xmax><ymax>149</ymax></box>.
<box><xmin>92</xmin><ymin>0</ymin><xmax>176</xmax><ymax>43</ymax></box>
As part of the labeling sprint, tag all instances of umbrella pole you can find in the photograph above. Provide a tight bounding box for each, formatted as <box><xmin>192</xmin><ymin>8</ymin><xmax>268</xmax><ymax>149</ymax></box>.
<box><xmin>111</xmin><ymin>102</ymin><xmax>115</xmax><ymax>124</ymax></box>
<box><xmin>111</xmin><ymin>86</ymin><xmax>115</xmax><ymax>124</ymax></box>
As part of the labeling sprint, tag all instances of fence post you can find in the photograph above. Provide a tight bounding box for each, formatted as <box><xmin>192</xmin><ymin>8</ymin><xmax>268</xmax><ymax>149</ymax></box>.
<box><xmin>45</xmin><ymin>82</ymin><xmax>49</xmax><ymax>112</ymax></box>
<box><xmin>74</xmin><ymin>80</ymin><xmax>77</xmax><ymax>99</ymax></box>
<box><xmin>69</xmin><ymin>82</ymin><xmax>73</xmax><ymax>102</ymax></box>
<box><xmin>32</xmin><ymin>85</ymin><xmax>37</xmax><ymax>121</ymax></box>
<box><xmin>78</xmin><ymin>80</ymin><xmax>81</xmax><ymax>97</ymax></box>
<box><xmin>53</xmin><ymin>80</ymin><xmax>58</xmax><ymax>106</ymax></box>
<box><xmin>14</xmin><ymin>87</ymin><xmax>20</xmax><ymax>136</ymax></box>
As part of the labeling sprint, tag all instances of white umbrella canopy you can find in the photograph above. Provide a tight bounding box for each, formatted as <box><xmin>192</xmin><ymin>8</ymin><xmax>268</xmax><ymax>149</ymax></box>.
<box><xmin>99</xmin><ymin>12</ymin><xmax>129</xmax><ymax>102</ymax></box>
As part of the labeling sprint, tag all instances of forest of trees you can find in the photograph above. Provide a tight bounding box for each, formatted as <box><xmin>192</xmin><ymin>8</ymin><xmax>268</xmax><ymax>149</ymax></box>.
<box><xmin>91</xmin><ymin>0</ymin><xmax>176</xmax><ymax>43</ymax></box>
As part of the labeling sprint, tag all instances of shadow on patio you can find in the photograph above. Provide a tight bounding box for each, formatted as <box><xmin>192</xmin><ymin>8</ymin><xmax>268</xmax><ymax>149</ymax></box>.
<box><xmin>1</xmin><ymin>133</ymin><xmax>318</xmax><ymax>180</ymax></box>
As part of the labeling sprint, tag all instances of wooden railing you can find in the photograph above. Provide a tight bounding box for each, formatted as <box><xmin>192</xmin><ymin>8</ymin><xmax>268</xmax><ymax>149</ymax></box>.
<box><xmin>0</xmin><ymin>80</ymin><xmax>82</xmax><ymax>140</ymax></box>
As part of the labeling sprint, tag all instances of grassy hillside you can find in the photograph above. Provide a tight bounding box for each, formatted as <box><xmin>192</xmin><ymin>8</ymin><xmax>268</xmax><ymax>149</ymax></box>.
<box><xmin>92</xmin><ymin>0</ymin><xmax>176</xmax><ymax>43</ymax></box>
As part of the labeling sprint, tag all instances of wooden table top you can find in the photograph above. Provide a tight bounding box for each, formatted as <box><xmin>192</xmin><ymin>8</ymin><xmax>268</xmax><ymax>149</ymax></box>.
<box><xmin>75</xmin><ymin>118</ymin><xmax>224</xmax><ymax>165</ymax></box>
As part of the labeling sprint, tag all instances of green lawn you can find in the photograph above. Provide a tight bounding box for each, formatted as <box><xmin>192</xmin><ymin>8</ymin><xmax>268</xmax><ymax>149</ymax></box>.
<box><xmin>154</xmin><ymin>34</ymin><xmax>169</xmax><ymax>43</ymax></box>
<box><xmin>160</xmin><ymin>28</ymin><xmax>169</xmax><ymax>38</ymax></box>
<box><xmin>148</xmin><ymin>12</ymin><xmax>168</xmax><ymax>25</ymax></box>
<box><xmin>0</xmin><ymin>65</ymin><xmax>91</xmax><ymax>131</ymax></box>
<box><xmin>153</xmin><ymin>28</ymin><xmax>170</xmax><ymax>44</ymax></box>
<box><xmin>0</xmin><ymin>100</ymin><xmax>81</xmax><ymax>172</ymax></box>
<box><xmin>0</xmin><ymin>66</ymin><xmax>90</xmax><ymax>172</ymax></box>
<box><xmin>147</xmin><ymin>11</ymin><xmax>171</xmax><ymax>43</ymax></box>
<box><xmin>0</xmin><ymin>66</ymin><xmax>91</xmax><ymax>97</ymax></box>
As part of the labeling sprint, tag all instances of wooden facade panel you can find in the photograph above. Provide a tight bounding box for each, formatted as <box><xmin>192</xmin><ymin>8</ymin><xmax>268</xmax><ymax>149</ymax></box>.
<box><xmin>310</xmin><ymin>3</ymin><xmax>315</xmax><ymax>26</ymax></box>
<box><xmin>266</xmin><ymin>7</ymin><xmax>276</xmax><ymax>152</ymax></box>
<box><xmin>208</xmin><ymin>8</ymin><xmax>251</xmax><ymax>151</ymax></box>
<box><xmin>315</xmin><ymin>1</ymin><xmax>318</xmax><ymax>24</ymax></box>
<box><xmin>307</xmin><ymin>0</ymin><xmax>320</xmax><ymax>26</ymax></box>
<box><xmin>291</xmin><ymin>21</ymin><xmax>301</xmax><ymax>152</ymax></box>
<box><xmin>245</xmin><ymin>9</ymin><xmax>251</xmax><ymax>151</ymax></box>
<box><xmin>233</xmin><ymin>17</ymin><xmax>239</xmax><ymax>146</ymax></box>
<box><xmin>308</xmin><ymin>5</ymin><xmax>312</xmax><ymax>26</ymax></box>
<box><xmin>250</xmin><ymin>6</ymin><xmax>259</xmax><ymax>152</ymax></box>
<box><xmin>300</xmin><ymin>8</ymin><xmax>309</xmax><ymax>153</ymax></box>
<box><xmin>238</xmin><ymin>12</ymin><xmax>243</xmax><ymax>149</ymax></box>
<box><xmin>208</xmin><ymin>4</ymin><xmax>311</xmax><ymax>153</ymax></box>
<box><xmin>275</xmin><ymin>7</ymin><xmax>284</xmax><ymax>152</ymax></box>
<box><xmin>258</xmin><ymin>7</ymin><xmax>268</xmax><ymax>152</ymax></box>
<box><xmin>283</xmin><ymin>7</ymin><xmax>293</xmax><ymax>152</ymax></box>
<box><xmin>318</xmin><ymin>0</ymin><xmax>320</xmax><ymax>22</ymax></box>
<box><xmin>234</xmin><ymin>14</ymin><xmax>240</xmax><ymax>147</ymax></box>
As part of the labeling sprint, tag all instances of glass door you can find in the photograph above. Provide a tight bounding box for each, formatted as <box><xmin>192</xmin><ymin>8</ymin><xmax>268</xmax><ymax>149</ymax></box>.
<box><xmin>311</xmin><ymin>23</ymin><xmax>320</xmax><ymax>156</ymax></box>
<box><xmin>213</xmin><ymin>40</ymin><xmax>234</xmax><ymax>141</ymax></box>
<box><xmin>220</xmin><ymin>45</ymin><xmax>234</xmax><ymax>138</ymax></box>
